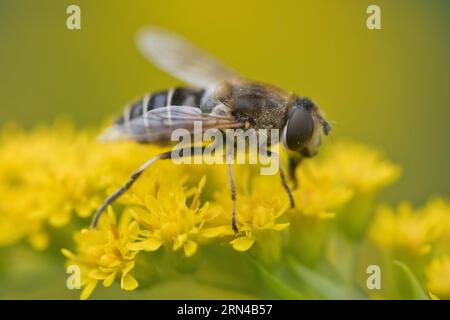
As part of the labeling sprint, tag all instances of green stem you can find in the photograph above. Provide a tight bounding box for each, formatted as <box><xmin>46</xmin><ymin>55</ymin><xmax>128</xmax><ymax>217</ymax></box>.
<box><xmin>247</xmin><ymin>257</ymin><xmax>306</xmax><ymax>299</ymax></box>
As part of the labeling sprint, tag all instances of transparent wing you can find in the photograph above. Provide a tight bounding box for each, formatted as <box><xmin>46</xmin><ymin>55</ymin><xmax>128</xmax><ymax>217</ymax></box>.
<box><xmin>99</xmin><ymin>106</ymin><xmax>243</xmax><ymax>144</ymax></box>
<box><xmin>136</xmin><ymin>27</ymin><xmax>238</xmax><ymax>87</ymax></box>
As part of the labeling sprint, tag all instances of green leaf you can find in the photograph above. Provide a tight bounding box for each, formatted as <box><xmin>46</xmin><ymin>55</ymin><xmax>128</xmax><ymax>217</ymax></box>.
<box><xmin>393</xmin><ymin>260</ymin><xmax>429</xmax><ymax>300</ymax></box>
<box><xmin>287</xmin><ymin>256</ymin><xmax>364</xmax><ymax>300</ymax></box>
<box><xmin>248</xmin><ymin>258</ymin><xmax>306</xmax><ymax>299</ymax></box>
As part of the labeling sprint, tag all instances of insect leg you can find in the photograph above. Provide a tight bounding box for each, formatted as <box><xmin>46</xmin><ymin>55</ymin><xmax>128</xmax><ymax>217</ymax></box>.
<box><xmin>227</xmin><ymin>161</ymin><xmax>238</xmax><ymax>236</ymax></box>
<box><xmin>279</xmin><ymin>165</ymin><xmax>295</xmax><ymax>208</ymax></box>
<box><xmin>288</xmin><ymin>155</ymin><xmax>302</xmax><ymax>190</ymax></box>
<box><xmin>223</xmin><ymin>141</ymin><xmax>239</xmax><ymax>236</ymax></box>
<box><xmin>90</xmin><ymin>151</ymin><xmax>172</xmax><ymax>228</ymax></box>
<box><xmin>90</xmin><ymin>145</ymin><xmax>209</xmax><ymax>228</ymax></box>
<box><xmin>261</xmin><ymin>148</ymin><xmax>296</xmax><ymax>208</ymax></box>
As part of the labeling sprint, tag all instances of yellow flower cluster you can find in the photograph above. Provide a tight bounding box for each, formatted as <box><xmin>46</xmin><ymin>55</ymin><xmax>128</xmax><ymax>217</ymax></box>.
<box><xmin>1</xmin><ymin>124</ymin><xmax>448</xmax><ymax>299</ymax></box>
<box><xmin>291</xmin><ymin>162</ymin><xmax>353</xmax><ymax>220</ymax></box>
<box><xmin>314</xmin><ymin>141</ymin><xmax>401</xmax><ymax>194</ymax></box>
<box><xmin>60</xmin><ymin>164</ymin><xmax>290</xmax><ymax>297</ymax></box>
<box><xmin>425</xmin><ymin>256</ymin><xmax>450</xmax><ymax>299</ymax></box>
<box><xmin>62</xmin><ymin>207</ymin><xmax>139</xmax><ymax>299</ymax></box>
<box><xmin>110</xmin><ymin>165</ymin><xmax>291</xmax><ymax>255</ymax></box>
<box><xmin>286</xmin><ymin>141</ymin><xmax>401</xmax><ymax>222</ymax></box>
<box><xmin>370</xmin><ymin>198</ymin><xmax>450</xmax><ymax>299</ymax></box>
<box><xmin>370</xmin><ymin>199</ymin><xmax>450</xmax><ymax>257</ymax></box>
<box><xmin>0</xmin><ymin>122</ymin><xmax>160</xmax><ymax>250</ymax></box>
<box><xmin>127</xmin><ymin>174</ymin><xmax>220</xmax><ymax>257</ymax></box>
<box><xmin>211</xmin><ymin>174</ymin><xmax>291</xmax><ymax>252</ymax></box>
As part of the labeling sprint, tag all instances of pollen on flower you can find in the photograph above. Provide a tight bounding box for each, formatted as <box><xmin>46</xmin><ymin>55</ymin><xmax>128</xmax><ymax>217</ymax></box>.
<box><xmin>61</xmin><ymin>206</ymin><xmax>140</xmax><ymax>299</ymax></box>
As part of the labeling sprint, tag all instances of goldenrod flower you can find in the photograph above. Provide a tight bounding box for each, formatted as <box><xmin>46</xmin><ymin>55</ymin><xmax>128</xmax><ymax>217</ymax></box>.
<box><xmin>0</xmin><ymin>122</ymin><xmax>163</xmax><ymax>249</ymax></box>
<box><xmin>313</xmin><ymin>141</ymin><xmax>401</xmax><ymax>194</ymax></box>
<box><xmin>210</xmin><ymin>174</ymin><xmax>290</xmax><ymax>252</ymax></box>
<box><xmin>291</xmin><ymin>161</ymin><xmax>354</xmax><ymax>219</ymax></box>
<box><xmin>2</xmin><ymin>120</ymin><xmax>448</xmax><ymax>300</ymax></box>
<box><xmin>370</xmin><ymin>199</ymin><xmax>449</xmax><ymax>256</ymax></box>
<box><xmin>128</xmin><ymin>174</ymin><xmax>219</xmax><ymax>257</ymax></box>
<box><xmin>0</xmin><ymin>123</ymin><xmax>94</xmax><ymax>248</ymax></box>
<box><xmin>302</xmin><ymin>141</ymin><xmax>401</xmax><ymax>239</ymax></box>
<box><xmin>62</xmin><ymin>207</ymin><xmax>140</xmax><ymax>299</ymax></box>
<box><xmin>425</xmin><ymin>256</ymin><xmax>450</xmax><ymax>299</ymax></box>
<box><xmin>287</xmin><ymin>162</ymin><xmax>353</xmax><ymax>264</ymax></box>
<box><xmin>0</xmin><ymin>186</ymin><xmax>48</xmax><ymax>249</ymax></box>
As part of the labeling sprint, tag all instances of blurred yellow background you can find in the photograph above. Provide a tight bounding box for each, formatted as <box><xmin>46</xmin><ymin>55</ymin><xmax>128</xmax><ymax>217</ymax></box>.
<box><xmin>1</xmin><ymin>0</ymin><xmax>449</xmax><ymax>205</ymax></box>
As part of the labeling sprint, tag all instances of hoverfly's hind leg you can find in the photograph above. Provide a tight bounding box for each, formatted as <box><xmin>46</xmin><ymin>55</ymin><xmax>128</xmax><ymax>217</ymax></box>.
<box><xmin>90</xmin><ymin>151</ymin><xmax>172</xmax><ymax>228</ymax></box>
<box><xmin>288</xmin><ymin>155</ymin><xmax>302</xmax><ymax>190</ymax></box>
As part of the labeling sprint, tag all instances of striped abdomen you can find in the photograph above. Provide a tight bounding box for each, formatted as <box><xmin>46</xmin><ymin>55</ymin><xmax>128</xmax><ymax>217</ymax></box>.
<box><xmin>114</xmin><ymin>87</ymin><xmax>205</xmax><ymax>126</ymax></box>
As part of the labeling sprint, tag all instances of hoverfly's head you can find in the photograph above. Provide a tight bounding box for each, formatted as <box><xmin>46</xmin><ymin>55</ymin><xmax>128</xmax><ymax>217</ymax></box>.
<box><xmin>282</xmin><ymin>97</ymin><xmax>331</xmax><ymax>157</ymax></box>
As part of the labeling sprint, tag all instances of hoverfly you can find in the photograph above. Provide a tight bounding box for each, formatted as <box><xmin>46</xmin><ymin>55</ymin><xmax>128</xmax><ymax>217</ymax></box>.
<box><xmin>91</xmin><ymin>27</ymin><xmax>331</xmax><ymax>234</ymax></box>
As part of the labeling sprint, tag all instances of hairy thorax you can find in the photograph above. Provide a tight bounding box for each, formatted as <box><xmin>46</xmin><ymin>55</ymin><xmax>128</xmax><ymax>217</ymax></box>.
<box><xmin>206</xmin><ymin>78</ymin><xmax>294</xmax><ymax>131</ymax></box>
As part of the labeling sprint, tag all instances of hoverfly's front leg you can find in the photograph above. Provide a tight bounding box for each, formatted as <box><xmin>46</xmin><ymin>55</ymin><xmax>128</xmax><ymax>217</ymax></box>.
<box><xmin>260</xmin><ymin>148</ymin><xmax>296</xmax><ymax>209</ymax></box>
<box><xmin>226</xmin><ymin>153</ymin><xmax>239</xmax><ymax>236</ymax></box>
<box><xmin>288</xmin><ymin>155</ymin><xmax>302</xmax><ymax>190</ymax></box>
<box><xmin>279</xmin><ymin>165</ymin><xmax>295</xmax><ymax>209</ymax></box>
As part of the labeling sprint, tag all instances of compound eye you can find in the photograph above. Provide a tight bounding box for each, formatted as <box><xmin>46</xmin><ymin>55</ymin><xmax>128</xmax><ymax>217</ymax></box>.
<box><xmin>283</xmin><ymin>107</ymin><xmax>314</xmax><ymax>151</ymax></box>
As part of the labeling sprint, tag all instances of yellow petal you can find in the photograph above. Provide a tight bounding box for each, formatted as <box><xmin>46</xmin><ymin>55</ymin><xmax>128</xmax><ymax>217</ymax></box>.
<box><xmin>199</xmin><ymin>226</ymin><xmax>233</xmax><ymax>238</ymax></box>
<box><xmin>190</xmin><ymin>176</ymin><xmax>207</xmax><ymax>209</ymax></box>
<box><xmin>125</xmin><ymin>250</ymin><xmax>139</xmax><ymax>260</ymax></box>
<box><xmin>128</xmin><ymin>238</ymin><xmax>163</xmax><ymax>251</ymax></box>
<box><xmin>99</xmin><ymin>266</ymin><xmax>114</xmax><ymax>274</ymax></box>
<box><xmin>173</xmin><ymin>233</ymin><xmax>187</xmax><ymax>251</ymax></box>
<box><xmin>121</xmin><ymin>274</ymin><xmax>139</xmax><ymax>291</ymax></box>
<box><xmin>130</xmin><ymin>207</ymin><xmax>154</xmax><ymax>227</ymax></box>
<box><xmin>183</xmin><ymin>240</ymin><xmax>198</xmax><ymax>257</ymax></box>
<box><xmin>230</xmin><ymin>236</ymin><xmax>256</xmax><ymax>252</ymax></box>
<box><xmin>80</xmin><ymin>280</ymin><xmax>98</xmax><ymax>300</ymax></box>
<box><xmin>144</xmin><ymin>195</ymin><xmax>161</xmax><ymax>212</ymax></box>
<box><xmin>122</xmin><ymin>261</ymin><xmax>135</xmax><ymax>276</ymax></box>
<box><xmin>128</xmin><ymin>221</ymin><xmax>140</xmax><ymax>237</ymax></box>
<box><xmin>107</xmin><ymin>206</ymin><xmax>117</xmax><ymax>224</ymax></box>
<box><xmin>99</xmin><ymin>254</ymin><xmax>118</xmax><ymax>266</ymax></box>
<box><xmin>108</xmin><ymin>259</ymin><xmax>123</xmax><ymax>268</ymax></box>
<box><xmin>88</xmin><ymin>270</ymin><xmax>108</xmax><ymax>280</ymax></box>
<box><xmin>103</xmin><ymin>272</ymin><xmax>116</xmax><ymax>287</ymax></box>
<box><xmin>198</xmin><ymin>175</ymin><xmax>207</xmax><ymax>190</ymax></box>
<box><xmin>61</xmin><ymin>248</ymin><xmax>76</xmax><ymax>260</ymax></box>
<box><xmin>270</xmin><ymin>223</ymin><xmax>290</xmax><ymax>231</ymax></box>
